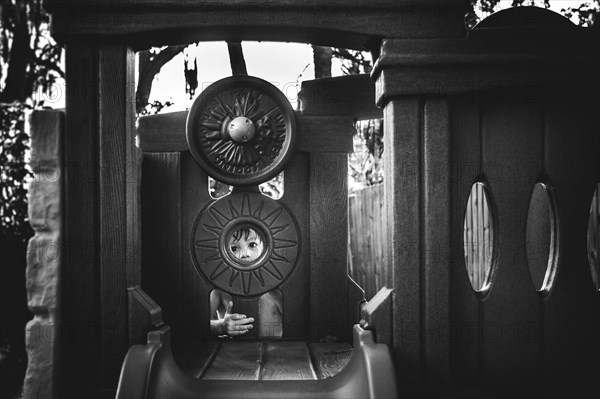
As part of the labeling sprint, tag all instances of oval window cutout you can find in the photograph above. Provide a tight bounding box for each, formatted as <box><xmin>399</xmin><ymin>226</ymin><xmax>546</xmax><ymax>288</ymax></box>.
<box><xmin>526</xmin><ymin>182</ymin><xmax>559</xmax><ymax>293</ymax></box>
<box><xmin>463</xmin><ymin>182</ymin><xmax>495</xmax><ymax>292</ymax></box>
<box><xmin>588</xmin><ymin>184</ymin><xmax>599</xmax><ymax>291</ymax></box>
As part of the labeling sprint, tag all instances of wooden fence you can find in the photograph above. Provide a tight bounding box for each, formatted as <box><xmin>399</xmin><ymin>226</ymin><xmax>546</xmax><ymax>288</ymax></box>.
<box><xmin>348</xmin><ymin>183</ymin><xmax>387</xmax><ymax>300</ymax></box>
<box><xmin>349</xmin><ymin>182</ymin><xmax>600</xmax><ymax>299</ymax></box>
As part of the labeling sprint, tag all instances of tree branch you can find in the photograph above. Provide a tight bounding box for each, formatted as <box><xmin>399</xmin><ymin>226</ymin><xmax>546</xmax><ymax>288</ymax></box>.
<box><xmin>227</xmin><ymin>41</ymin><xmax>247</xmax><ymax>76</ymax></box>
<box><xmin>135</xmin><ymin>44</ymin><xmax>186</xmax><ymax>114</ymax></box>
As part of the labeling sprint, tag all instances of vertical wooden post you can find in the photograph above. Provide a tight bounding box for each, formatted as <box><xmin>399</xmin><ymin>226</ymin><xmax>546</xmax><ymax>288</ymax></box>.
<box><xmin>423</xmin><ymin>99</ymin><xmax>451</xmax><ymax>384</ymax></box>
<box><xmin>382</xmin><ymin>98</ymin><xmax>424</xmax><ymax>384</ymax></box>
<box><xmin>61</xmin><ymin>43</ymin><xmax>138</xmax><ymax>397</ymax></box>
<box><xmin>376</xmin><ymin>54</ymin><xmax>452</xmax><ymax>390</ymax></box>
<box><xmin>310</xmin><ymin>153</ymin><xmax>350</xmax><ymax>342</ymax></box>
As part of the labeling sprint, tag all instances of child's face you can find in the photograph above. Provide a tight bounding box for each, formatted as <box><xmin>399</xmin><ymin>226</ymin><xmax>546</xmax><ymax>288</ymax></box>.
<box><xmin>229</xmin><ymin>228</ymin><xmax>264</xmax><ymax>262</ymax></box>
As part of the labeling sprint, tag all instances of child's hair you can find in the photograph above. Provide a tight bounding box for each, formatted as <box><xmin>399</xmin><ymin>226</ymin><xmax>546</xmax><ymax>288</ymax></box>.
<box><xmin>231</xmin><ymin>227</ymin><xmax>261</xmax><ymax>242</ymax></box>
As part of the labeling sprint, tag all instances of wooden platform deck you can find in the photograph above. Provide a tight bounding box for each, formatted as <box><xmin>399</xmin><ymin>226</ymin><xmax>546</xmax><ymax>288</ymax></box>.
<box><xmin>177</xmin><ymin>341</ymin><xmax>353</xmax><ymax>381</ymax></box>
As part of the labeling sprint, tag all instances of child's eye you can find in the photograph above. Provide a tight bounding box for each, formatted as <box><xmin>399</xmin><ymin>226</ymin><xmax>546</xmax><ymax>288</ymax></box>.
<box><xmin>248</xmin><ymin>242</ymin><xmax>257</xmax><ymax>248</ymax></box>
<box><xmin>231</xmin><ymin>246</ymin><xmax>237</xmax><ymax>252</ymax></box>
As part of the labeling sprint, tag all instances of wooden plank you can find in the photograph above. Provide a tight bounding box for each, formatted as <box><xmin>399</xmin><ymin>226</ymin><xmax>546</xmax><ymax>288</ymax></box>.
<box><xmin>280</xmin><ymin>152</ymin><xmax>311</xmax><ymax>339</ymax></box>
<box><xmin>58</xmin><ymin>45</ymin><xmax>100</xmax><ymax>396</ymax></box>
<box><xmin>309</xmin><ymin>153</ymin><xmax>349</xmax><ymax>342</ymax></box>
<box><xmin>47</xmin><ymin>2</ymin><xmax>466</xmax><ymax>47</ymax></box>
<box><xmin>299</xmin><ymin>74</ymin><xmax>381</xmax><ymax>120</ymax></box>
<box><xmin>62</xmin><ymin>43</ymin><xmax>139</xmax><ymax>397</ymax></box>
<box><xmin>373</xmin><ymin>35</ymin><xmax>599</xmax><ymax>104</ymax></box>
<box><xmin>62</xmin><ymin>43</ymin><xmax>100</xmax><ymax>398</ymax></box>
<box><xmin>480</xmin><ymin>91</ymin><xmax>543</xmax><ymax>390</ymax></box>
<box><xmin>98</xmin><ymin>44</ymin><xmax>136</xmax><ymax>389</ymax></box>
<box><xmin>127</xmin><ymin>286</ymin><xmax>163</xmax><ymax>347</ymax></box>
<box><xmin>383</xmin><ymin>99</ymin><xmax>422</xmax><ymax>384</ymax></box>
<box><xmin>308</xmin><ymin>343</ymin><xmax>353</xmax><ymax>380</ymax></box>
<box><xmin>180</xmin><ymin>152</ymin><xmax>214</xmax><ymax>344</ymax></box>
<box><xmin>137</xmin><ymin>112</ymin><xmax>354</xmax><ymax>154</ymax></box>
<box><xmin>448</xmin><ymin>96</ymin><xmax>482</xmax><ymax>390</ymax></box>
<box><xmin>140</xmin><ymin>153</ymin><xmax>182</xmax><ymax>349</ymax></box>
<box><xmin>261</xmin><ymin>342</ymin><xmax>316</xmax><ymax>381</ymax></box>
<box><xmin>202</xmin><ymin>341</ymin><xmax>261</xmax><ymax>380</ymax></box>
<box><xmin>48</xmin><ymin>0</ymin><xmax>464</xmax><ymax>8</ymax></box>
<box><xmin>361</xmin><ymin>287</ymin><xmax>392</xmax><ymax>347</ymax></box>
<box><xmin>137</xmin><ymin>111</ymin><xmax>187</xmax><ymax>151</ymax></box>
<box><xmin>177</xmin><ymin>341</ymin><xmax>221</xmax><ymax>379</ymax></box>
<box><xmin>542</xmin><ymin>87</ymin><xmax>600</xmax><ymax>395</ymax></box>
<box><xmin>297</xmin><ymin>116</ymin><xmax>354</xmax><ymax>154</ymax></box>
<box><xmin>423</xmin><ymin>98</ymin><xmax>450</xmax><ymax>383</ymax></box>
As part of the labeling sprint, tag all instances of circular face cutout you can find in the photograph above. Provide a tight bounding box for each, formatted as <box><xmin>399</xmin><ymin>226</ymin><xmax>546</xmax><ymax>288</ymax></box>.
<box><xmin>222</xmin><ymin>223</ymin><xmax>269</xmax><ymax>269</ymax></box>
<box><xmin>186</xmin><ymin>76</ymin><xmax>297</xmax><ymax>186</ymax></box>
<box><xmin>191</xmin><ymin>191</ymin><xmax>300</xmax><ymax>297</ymax></box>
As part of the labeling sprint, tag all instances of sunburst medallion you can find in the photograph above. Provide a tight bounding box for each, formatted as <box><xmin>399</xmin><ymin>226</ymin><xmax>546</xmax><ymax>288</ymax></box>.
<box><xmin>191</xmin><ymin>191</ymin><xmax>300</xmax><ymax>297</ymax></box>
<box><xmin>186</xmin><ymin>76</ymin><xmax>296</xmax><ymax>186</ymax></box>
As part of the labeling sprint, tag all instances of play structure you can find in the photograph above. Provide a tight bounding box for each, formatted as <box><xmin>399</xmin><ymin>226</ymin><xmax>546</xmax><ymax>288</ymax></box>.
<box><xmin>23</xmin><ymin>1</ymin><xmax>599</xmax><ymax>398</ymax></box>
<box><xmin>116</xmin><ymin>74</ymin><xmax>392</xmax><ymax>397</ymax></box>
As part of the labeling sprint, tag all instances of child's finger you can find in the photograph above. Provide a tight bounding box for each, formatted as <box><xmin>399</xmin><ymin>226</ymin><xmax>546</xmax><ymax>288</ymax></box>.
<box><xmin>225</xmin><ymin>301</ymin><xmax>233</xmax><ymax>314</ymax></box>
<box><xmin>234</xmin><ymin>317</ymin><xmax>254</xmax><ymax>325</ymax></box>
<box><xmin>230</xmin><ymin>313</ymin><xmax>247</xmax><ymax>320</ymax></box>
<box><xmin>228</xmin><ymin>329</ymin><xmax>248</xmax><ymax>336</ymax></box>
<box><xmin>234</xmin><ymin>324</ymin><xmax>253</xmax><ymax>332</ymax></box>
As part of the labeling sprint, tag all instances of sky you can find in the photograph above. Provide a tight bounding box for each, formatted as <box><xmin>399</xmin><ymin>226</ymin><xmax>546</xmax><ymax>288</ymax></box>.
<box><xmin>145</xmin><ymin>41</ymin><xmax>346</xmax><ymax>111</ymax></box>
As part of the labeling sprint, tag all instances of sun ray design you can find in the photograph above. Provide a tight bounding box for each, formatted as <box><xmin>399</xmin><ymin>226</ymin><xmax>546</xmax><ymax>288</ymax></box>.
<box><xmin>209</xmin><ymin>102</ymin><xmax>227</xmax><ymax>121</ymax></box>
<box><xmin>270</xmin><ymin>224</ymin><xmax>289</xmax><ymax>236</ymax></box>
<box><xmin>202</xmin><ymin>223</ymin><xmax>222</xmax><ymax>237</ymax></box>
<box><xmin>215</xmin><ymin>98</ymin><xmax>235</xmax><ymax>119</ymax></box>
<box><xmin>263</xmin><ymin>261</ymin><xmax>283</xmax><ymax>280</ymax></box>
<box><xmin>211</xmin><ymin>140</ymin><xmax>229</xmax><ymax>153</ymax></box>
<box><xmin>270</xmin><ymin>252</ymin><xmax>290</xmax><ymax>263</ymax></box>
<box><xmin>241</xmin><ymin>272</ymin><xmax>252</xmax><ymax>294</ymax></box>
<box><xmin>201</xmin><ymin>121</ymin><xmax>221</xmax><ymax>130</ymax></box>
<box><xmin>228</xmin><ymin>270</ymin><xmax>240</xmax><ymax>287</ymax></box>
<box><xmin>252</xmin><ymin>201</ymin><xmax>264</xmax><ymax>218</ymax></box>
<box><xmin>227</xmin><ymin>200</ymin><xmax>240</xmax><ymax>218</ymax></box>
<box><xmin>194</xmin><ymin>239</ymin><xmax>219</xmax><ymax>249</ymax></box>
<box><xmin>208</xmin><ymin>207</ymin><xmax>230</xmax><ymax>227</ymax></box>
<box><xmin>274</xmin><ymin>238</ymin><xmax>297</xmax><ymax>249</ymax></box>
<box><xmin>210</xmin><ymin>262</ymin><xmax>228</xmax><ymax>280</ymax></box>
<box><xmin>241</xmin><ymin>193</ymin><xmax>251</xmax><ymax>215</ymax></box>
<box><xmin>253</xmin><ymin>270</ymin><xmax>265</xmax><ymax>287</ymax></box>
<box><xmin>262</xmin><ymin>208</ymin><xmax>283</xmax><ymax>227</ymax></box>
<box><xmin>204</xmin><ymin>253</ymin><xmax>222</xmax><ymax>263</ymax></box>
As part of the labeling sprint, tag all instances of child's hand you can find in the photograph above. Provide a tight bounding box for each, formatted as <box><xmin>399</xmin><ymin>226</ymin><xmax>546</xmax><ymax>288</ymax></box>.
<box><xmin>220</xmin><ymin>301</ymin><xmax>254</xmax><ymax>336</ymax></box>
<box><xmin>221</xmin><ymin>313</ymin><xmax>254</xmax><ymax>336</ymax></box>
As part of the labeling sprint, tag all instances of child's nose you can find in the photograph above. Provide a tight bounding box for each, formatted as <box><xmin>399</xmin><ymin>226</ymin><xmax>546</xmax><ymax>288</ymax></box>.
<box><xmin>240</xmin><ymin>248</ymin><xmax>249</xmax><ymax>258</ymax></box>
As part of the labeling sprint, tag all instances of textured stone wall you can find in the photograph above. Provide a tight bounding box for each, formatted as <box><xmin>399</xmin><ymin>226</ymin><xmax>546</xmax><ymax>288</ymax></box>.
<box><xmin>23</xmin><ymin>110</ymin><xmax>64</xmax><ymax>399</ymax></box>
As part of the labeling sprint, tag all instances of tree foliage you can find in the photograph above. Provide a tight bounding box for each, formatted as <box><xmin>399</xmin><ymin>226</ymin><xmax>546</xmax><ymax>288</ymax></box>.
<box><xmin>1</xmin><ymin>0</ymin><xmax>63</xmax><ymax>239</ymax></box>
<box><xmin>466</xmin><ymin>0</ymin><xmax>599</xmax><ymax>27</ymax></box>
<box><xmin>0</xmin><ymin>103</ymin><xmax>31</xmax><ymax>238</ymax></box>
<box><xmin>1</xmin><ymin>0</ymin><xmax>63</xmax><ymax>104</ymax></box>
